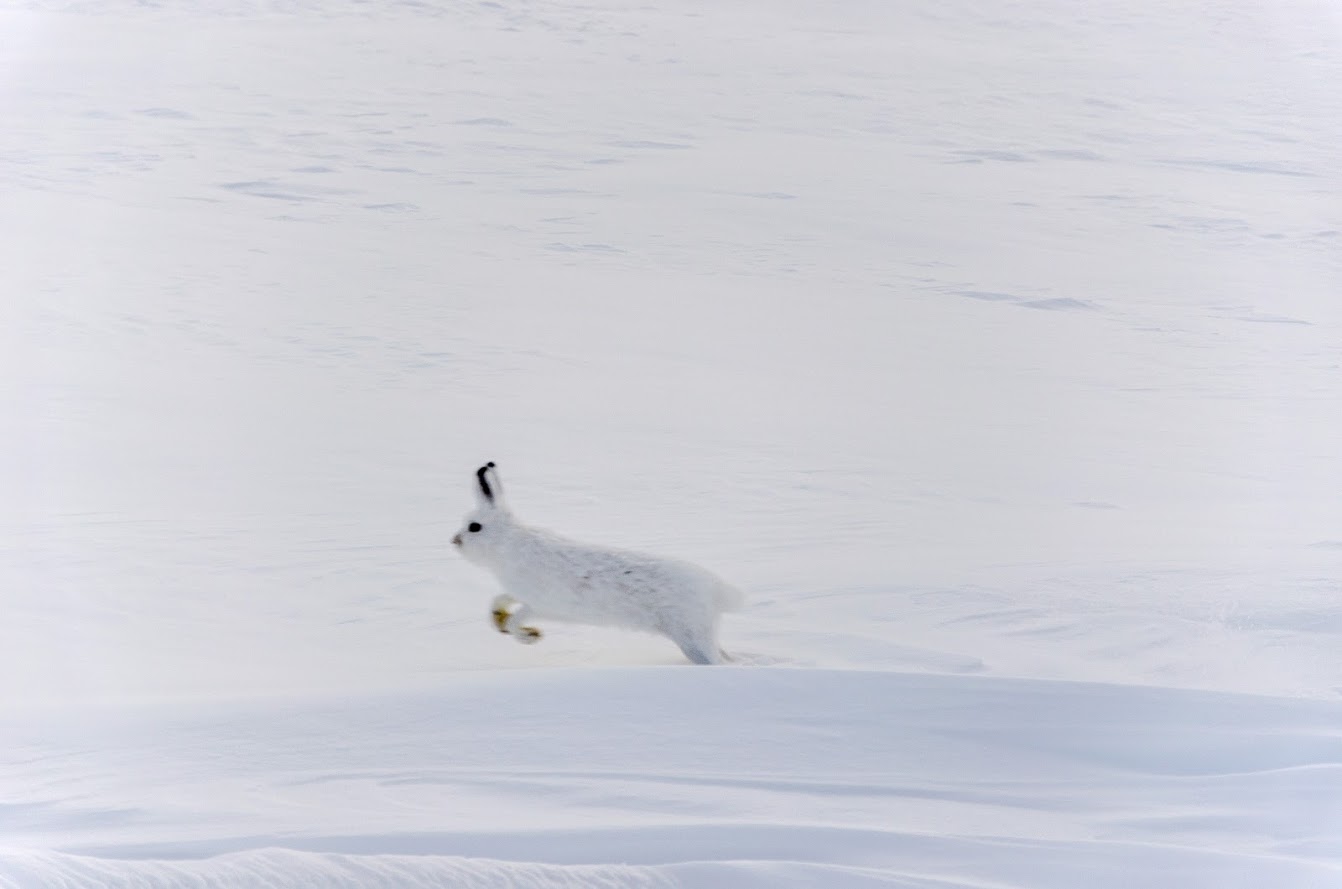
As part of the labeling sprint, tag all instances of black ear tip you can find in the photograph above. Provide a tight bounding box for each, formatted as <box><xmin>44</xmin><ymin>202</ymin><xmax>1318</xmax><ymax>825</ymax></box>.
<box><xmin>475</xmin><ymin>462</ymin><xmax>496</xmax><ymax>502</ymax></box>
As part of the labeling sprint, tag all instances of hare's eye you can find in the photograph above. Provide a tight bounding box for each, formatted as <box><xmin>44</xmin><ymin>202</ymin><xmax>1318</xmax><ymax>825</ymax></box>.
<box><xmin>468</xmin><ymin>522</ymin><xmax>482</xmax><ymax>533</ymax></box>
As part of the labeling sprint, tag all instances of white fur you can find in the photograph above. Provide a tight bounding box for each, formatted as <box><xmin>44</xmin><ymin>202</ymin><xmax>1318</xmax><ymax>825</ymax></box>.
<box><xmin>452</xmin><ymin>463</ymin><xmax>744</xmax><ymax>665</ymax></box>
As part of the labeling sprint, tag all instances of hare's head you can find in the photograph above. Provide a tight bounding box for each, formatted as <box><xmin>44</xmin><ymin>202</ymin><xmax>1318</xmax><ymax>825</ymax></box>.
<box><xmin>452</xmin><ymin>461</ymin><xmax>513</xmax><ymax>566</ymax></box>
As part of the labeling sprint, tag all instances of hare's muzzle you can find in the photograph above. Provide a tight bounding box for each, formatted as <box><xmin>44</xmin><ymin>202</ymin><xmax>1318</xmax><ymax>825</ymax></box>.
<box><xmin>451</xmin><ymin>533</ymin><xmax>462</xmax><ymax>546</ymax></box>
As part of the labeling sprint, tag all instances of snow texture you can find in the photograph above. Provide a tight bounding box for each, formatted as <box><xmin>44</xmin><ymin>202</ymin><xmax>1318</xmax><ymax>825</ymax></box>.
<box><xmin>3</xmin><ymin>0</ymin><xmax>1341</xmax><ymax>886</ymax></box>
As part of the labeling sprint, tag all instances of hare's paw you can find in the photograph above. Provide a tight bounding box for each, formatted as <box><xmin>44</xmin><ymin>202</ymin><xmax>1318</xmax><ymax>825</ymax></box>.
<box><xmin>491</xmin><ymin>597</ymin><xmax>541</xmax><ymax>643</ymax></box>
<box><xmin>490</xmin><ymin>595</ymin><xmax>519</xmax><ymax>633</ymax></box>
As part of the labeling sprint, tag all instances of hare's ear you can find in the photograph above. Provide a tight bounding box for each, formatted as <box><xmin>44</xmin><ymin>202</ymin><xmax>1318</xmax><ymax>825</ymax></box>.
<box><xmin>474</xmin><ymin>461</ymin><xmax>505</xmax><ymax>508</ymax></box>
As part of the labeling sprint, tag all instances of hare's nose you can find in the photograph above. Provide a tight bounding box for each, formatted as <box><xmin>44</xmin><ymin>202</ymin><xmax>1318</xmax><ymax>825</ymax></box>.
<box><xmin>451</xmin><ymin>534</ymin><xmax>462</xmax><ymax>546</ymax></box>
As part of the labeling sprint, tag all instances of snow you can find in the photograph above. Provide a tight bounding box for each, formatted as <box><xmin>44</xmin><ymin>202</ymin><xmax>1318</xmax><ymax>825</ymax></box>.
<box><xmin>3</xmin><ymin>0</ymin><xmax>1341</xmax><ymax>886</ymax></box>
<box><xmin>6</xmin><ymin>670</ymin><xmax>1342</xmax><ymax>887</ymax></box>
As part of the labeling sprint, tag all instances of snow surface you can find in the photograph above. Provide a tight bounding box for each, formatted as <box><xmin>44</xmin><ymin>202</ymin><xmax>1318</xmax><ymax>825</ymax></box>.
<box><xmin>3</xmin><ymin>0</ymin><xmax>1341</xmax><ymax>886</ymax></box>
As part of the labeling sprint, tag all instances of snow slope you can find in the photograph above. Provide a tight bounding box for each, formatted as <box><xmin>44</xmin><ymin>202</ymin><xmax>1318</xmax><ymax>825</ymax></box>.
<box><xmin>5</xmin><ymin>670</ymin><xmax>1342</xmax><ymax>888</ymax></box>
<box><xmin>3</xmin><ymin>0</ymin><xmax>1341</xmax><ymax>885</ymax></box>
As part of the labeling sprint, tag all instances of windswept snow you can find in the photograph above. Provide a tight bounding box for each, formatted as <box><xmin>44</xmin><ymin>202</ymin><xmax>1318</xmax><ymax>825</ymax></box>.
<box><xmin>3</xmin><ymin>0</ymin><xmax>1341</xmax><ymax>886</ymax></box>
<box><xmin>5</xmin><ymin>670</ymin><xmax>1342</xmax><ymax>888</ymax></box>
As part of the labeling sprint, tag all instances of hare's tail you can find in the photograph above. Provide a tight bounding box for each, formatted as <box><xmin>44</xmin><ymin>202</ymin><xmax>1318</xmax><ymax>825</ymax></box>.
<box><xmin>715</xmin><ymin>581</ymin><xmax>747</xmax><ymax>613</ymax></box>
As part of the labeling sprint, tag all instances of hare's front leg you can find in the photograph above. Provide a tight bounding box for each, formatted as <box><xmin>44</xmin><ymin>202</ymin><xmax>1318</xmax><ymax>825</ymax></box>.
<box><xmin>490</xmin><ymin>594</ymin><xmax>543</xmax><ymax>644</ymax></box>
<box><xmin>490</xmin><ymin>594</ymin><xmax>517</xmax><ymax>633</ymax></box>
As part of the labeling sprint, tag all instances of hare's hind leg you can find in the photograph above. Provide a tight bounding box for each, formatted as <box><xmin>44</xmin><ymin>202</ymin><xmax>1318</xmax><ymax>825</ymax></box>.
<box><xmin>676</xmin><ymin>642</ymin><xmax>719</xmax><ymax>665</ymax></box>
<box><xmin>669</xmin><ymin>626</ymin><xmax>726</xmax><ymax>665</ymax></box>
<box><xmin>490</xmin><ymin>595</ymin><xmax>543</xmax><ymax>644</ymax></box>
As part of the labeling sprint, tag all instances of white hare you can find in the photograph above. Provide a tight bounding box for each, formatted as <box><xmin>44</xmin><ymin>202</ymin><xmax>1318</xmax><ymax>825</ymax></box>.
<box><xmin>452</xmin><ymin>462</ymin><xmax>744</xmax><ymax>664</ymax></box>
